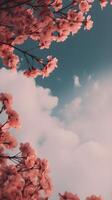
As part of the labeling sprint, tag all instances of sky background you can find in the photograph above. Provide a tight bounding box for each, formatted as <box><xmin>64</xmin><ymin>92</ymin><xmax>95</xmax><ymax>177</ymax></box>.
<box><xmin>0</xmin><ymin>2</ymin><xmax>112</xmax><ymax>200</ymax></box>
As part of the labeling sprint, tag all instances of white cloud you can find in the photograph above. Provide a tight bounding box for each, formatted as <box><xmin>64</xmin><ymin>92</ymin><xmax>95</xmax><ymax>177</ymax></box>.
<box><xmin>0</xmin><ymin>69</ymin><xmax>112</xmax><ymax>200</ymax></box>
<box><xmin>60</xmin><ymin>77</ymin><xmax>112</xmax><ymax>200</ymax></box>
<box><xmin>88</xmin><ymin>74</ymin><xmax>92</xmax><ymax>81</ymax></box>
<box><xmin>74</xmin><ymin>75</ymin><xmax>81</xmax><ymax>87</ymax></box>
<box><xmin>60</xmin><ymin>97</ymin><xmax>82</xmax><ymax>123</ymax></box>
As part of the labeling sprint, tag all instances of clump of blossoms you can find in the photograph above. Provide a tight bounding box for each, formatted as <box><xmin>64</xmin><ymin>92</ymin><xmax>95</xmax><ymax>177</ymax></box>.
<box><xmin>59</xmin><ymin>191</ymin><xmax>80</xmax><ymax>200</ymax></box>
<box><xmin>0</xmin><ymin>0</ymin><xmax>111</xmax><ymax>78</ymax></box>
<box><xmin>24</xmin><ymin>56</ymin><xmax>58</xmax><ymax>78</ymax></box>
<box><xmin>0</xmin><ymin>93</ymin><xmax>52</xmax><ymax>200</ymax></box>
<box><xmin>86</xmin><ymin>195</ymin><xmax>103</xmax><ymax>200</ymax></box>
<box><xmin>0</xmin><ymin>93</ymin><xmax>20</xmax><ymax>129</ymax></box>
<box><xmin>59</xmin><ymin>192</ymin><xmax>103</xmax><ymax>200</ymax></box>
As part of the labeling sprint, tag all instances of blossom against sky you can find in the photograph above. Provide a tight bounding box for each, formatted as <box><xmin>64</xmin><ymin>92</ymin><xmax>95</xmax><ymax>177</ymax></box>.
<box><xmin>0</xmin><ymin>1</ymin><xmax>112</xmax><ymax>200</ymax></box>
<box><xmin>35</xmin><ymin>3</ymin><xmax>112</xmax><ymax>107</ymax></box>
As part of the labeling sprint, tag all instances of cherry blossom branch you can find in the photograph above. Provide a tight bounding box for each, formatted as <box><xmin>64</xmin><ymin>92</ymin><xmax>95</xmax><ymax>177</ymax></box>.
<box><xmin>0</xmin><ymin>105</ymin><xmax>4</xmax><ymax>114</ymax></box>
<box><xmin>0</xmin><ymin>154</ymin><xmax>26</xmax><ymax>159</ymax></box>
<box><xmin>54</xmin><ymin>1</ymin><xmax>74</xmax><ymax>13</ymax></box>
<box><xmin>17</xmin><ymin>165</ymin><xmax>40</xmax><ymax>172</ymax></box>
<box><xmin>0</xmin><ymin>0</ymin><xmax>33</xmax><ymax>10</ymax></box>
<box><xmin>0</xmin><ymin>41</ymin><xmax>45</xmax><ymax>66</ymax></box>
<box><xmin>0</xmin><ymin>121</ymin><xmax>8</xmax><ymax>129</ymax></box>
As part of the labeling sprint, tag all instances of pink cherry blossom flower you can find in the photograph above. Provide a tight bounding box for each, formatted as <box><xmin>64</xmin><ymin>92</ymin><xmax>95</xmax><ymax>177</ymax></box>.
<box><xmin>40</xmin><ymin>174</ymin><xmax>53</xmax><ymax>196</ymax></box>
<box><xmin>42</xmin><ymin>56</ymin><xmax>58</xmax><ymax>78</ymax></box>
<box><xmin>0</xmin><ymin>93</ymin><xmax>12</xmax><ymax>110</ymax></box>
<box><xmin>25</xmin><ymin>155</ymin><xmax>36</xmax><ymax>168</ymax></box>
<box><xmin>20</xmin><ymin>143</ymin><xmax>36</xmax><ymax>157</ymax></box>
<box><xmin>100</xmin><ymin>0</ymin><xmax>108</xmax><ymax>9</ymax></box>
<box><xmin>0</xmin><ymin>131</ymin><xmax>17</xmax><ymax>149</ymax></box>
<box><xmin>79</xmin><ymin>0</ymin><xmax>91</xmax><ymax>13</ymax></box>
<box><xmin>23</xmin><ymin>185</ymin><xmax>36</xmax><ymax>197</ymax></box>
<box><xmin>6</xmin><ymin>109</ymin><xmax>20</xmax><ymax>128</ymax></box>
<box><xmin>67</xmin><ymin>10</ymin><xmax>78</xmax><ymax>21</ymax></box>
<box><xmin>12</xmin><ymin>35</ymin><xmax>28</xmax><ymax>45</ymax></box>
<box><xmin>86</xmin><ymin>195</ymin><xmax>103</xmax><ymax>200</ymax></box>
<box><xmin>24</xmin><ymin>67</ymin><xmax>42</xmax><ymax>78</ymax></box>
<box><xmin>59</xmin><ymin>191</ymin><xmax>80</xmax><ymax>200</ymax></box>
<box><xmin>3</xmin><ymin>54</ymin><xmax>19</xmax><ymax>70</ymax></box>
<box><xmin>84</xmin><ymin>15</ymin><xmax>93</xmax><ymax>30</ymax></box>
<box><xmin>51</xmin><ymin>0</ymin><xmax>63</xmax><ymax>11</ymax></box>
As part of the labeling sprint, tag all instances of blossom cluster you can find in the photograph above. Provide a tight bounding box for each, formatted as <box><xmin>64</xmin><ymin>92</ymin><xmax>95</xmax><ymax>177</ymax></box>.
<box><xmin>59</xmin><ymin>192</ymin><xmax>103</xmax><ymax>200</ymax></box>
<box><xmin>0</xmin><ymin>93</ymin><xmax>20</xmax><ymax>129</ymax></box>
<box><xmin>100</xmin><ymin>0</ymin><xmax>112</xmax><ymax>9</ymax></box>
<box><xmin>0</xmin><ymin>93</ymin><xmax>52</xmax><ymax>199</ymax></box>
<box><xmin>0</xmin><ymin>0</ymin><xmax>110</xmax><ymax>77</ymax></box>
<box><xmin>0</xmin><ymin>143</ymin><xmax>52</xmax><ymax>200</ymax></box>
<box><xmin>24</xmin><ymin>56</ymin><xmax>58</xmax><ymax>78</ymax></box>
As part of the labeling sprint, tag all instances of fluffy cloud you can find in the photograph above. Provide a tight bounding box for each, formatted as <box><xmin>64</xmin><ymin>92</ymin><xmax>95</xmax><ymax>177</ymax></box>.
<box><xmin>0</xmin><ymin>69</ymin><xmax>112</xmax><ymax>200</ymax></box>
<box><xmin>59</xmin><ymin>77</ymin><xmax>112</xmax><ymax>200</ymax></box>
<box><xmin>74</xmin><ymin>75</ymin><xmax>81</xmax><ymax>87</ymax></box>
